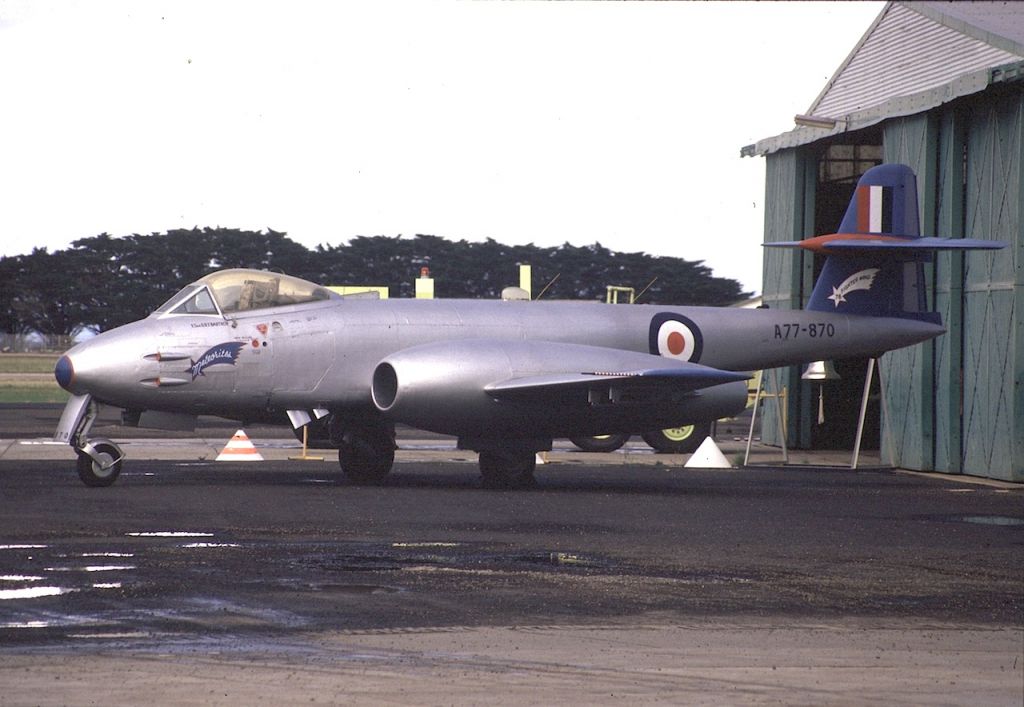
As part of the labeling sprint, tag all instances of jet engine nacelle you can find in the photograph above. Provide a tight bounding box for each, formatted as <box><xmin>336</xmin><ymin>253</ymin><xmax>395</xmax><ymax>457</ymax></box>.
<box><xmin>371</xmin><ymin>339</ymin><xmax>749</xmax><ymax>438</ymax></box>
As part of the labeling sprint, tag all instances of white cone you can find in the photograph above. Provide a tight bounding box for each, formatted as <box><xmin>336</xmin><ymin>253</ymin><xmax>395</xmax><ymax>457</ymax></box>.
<box><xmin>216</xmin><ymin>429</ymin><xmax>264</xmax><ymax>462</ymax></box>
<box><xmin>684</xmin><ymin>437</ymin><xmax>731</xmax><ymax>469</ymax></box>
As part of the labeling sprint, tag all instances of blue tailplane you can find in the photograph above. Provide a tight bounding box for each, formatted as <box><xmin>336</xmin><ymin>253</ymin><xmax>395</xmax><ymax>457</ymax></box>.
<box><xmin>766</xmin><ymin>163</ymin><xmax>1003</xmax><ymax>323</ymax></box>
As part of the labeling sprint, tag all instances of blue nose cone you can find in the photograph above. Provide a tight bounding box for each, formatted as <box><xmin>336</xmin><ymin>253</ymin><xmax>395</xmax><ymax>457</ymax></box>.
<box><xmin>55</xmin><ymin>355</ymin><xmax>75</xmax><ymax>391</ymax></box>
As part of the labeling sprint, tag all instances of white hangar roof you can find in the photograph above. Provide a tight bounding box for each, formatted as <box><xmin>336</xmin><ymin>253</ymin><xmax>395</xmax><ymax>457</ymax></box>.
<box><xmin>743</xmin><ymin>1</ymin><xmax>1024</xmax><ymax>157</ymax></box>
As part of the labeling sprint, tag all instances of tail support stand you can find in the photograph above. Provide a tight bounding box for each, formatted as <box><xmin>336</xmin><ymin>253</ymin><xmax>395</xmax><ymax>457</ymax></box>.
<box><xmin>851</xmin><ymin>359</ymin><xmax>872</xmax><ymax>469</ymax></box>
<box><xmin>289</xmin><ymin>425</ymin><xmax>325</xmax><ymax>462</ymax></box>
<box><xmin>850</xmin><ymin>357</ymin><xmax>895</xmax><ymax>470</ymax></box>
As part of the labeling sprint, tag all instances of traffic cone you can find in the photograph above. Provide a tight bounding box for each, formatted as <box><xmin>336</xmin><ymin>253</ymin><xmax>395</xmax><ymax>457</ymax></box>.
<box><xmin>216</xmin><ymin>429</ymin><xmax>264</xmax><ymax>462</ymax></box>
<box><xmin>684</xmin><ymin>437</ymin><xmax>731</xmax><ymax>469</ymax></box>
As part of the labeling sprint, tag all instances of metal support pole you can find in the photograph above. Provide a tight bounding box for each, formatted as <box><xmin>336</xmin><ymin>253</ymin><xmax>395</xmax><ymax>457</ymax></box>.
<box><xmin>877</xmin><ymin>357</ymin><xmax>895</xmax><ymax>468</ymax></box>
<box><xmin>289</xmin><ymin>425</ymin><xmax>324</xmax><ymax>462</ymax></box>
<box><xmin>851</xmin><ymin>358</ymin><xmax>875</xmax><ymax>469</ymax></box>
<box><xmin>743</xmin><ymin>371</ymin><xmax>765</xmax><ymax>466</ymax></box>
<box><xmin>772</xmin><ymin>368</ymin><xmax>789</xmax><ymax>464</ymax></box>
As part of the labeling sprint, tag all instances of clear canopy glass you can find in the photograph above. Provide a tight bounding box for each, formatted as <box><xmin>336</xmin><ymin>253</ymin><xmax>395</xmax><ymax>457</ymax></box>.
<box><xmin>155</xmin><ymin>269</ymin><xmax>338</xmax><ymax>316</ymax></box>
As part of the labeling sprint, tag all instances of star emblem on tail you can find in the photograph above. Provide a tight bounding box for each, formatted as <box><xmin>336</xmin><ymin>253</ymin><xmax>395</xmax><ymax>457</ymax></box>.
<box><xmin>827</xmin><ymin>268</ymin><xmax>880</xmax><ymax>308</ymax></box>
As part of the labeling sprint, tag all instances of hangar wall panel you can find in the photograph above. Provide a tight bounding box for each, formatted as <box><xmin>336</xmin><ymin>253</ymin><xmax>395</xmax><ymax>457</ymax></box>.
<box><xmin>881</xmin><ymin>115</ymin><xmax>938</xmax><ymax>471</ymax></box>
<box><xmin>760</xmin><ymin>151</ymin><xmax>814</xmax><ymax>448</ymax></box>
<box><xmin>932</xmin><ymin>108</ymin><xmax>968</xmax><ymax>474</ymax></box>
<box><xmin>961</xmin><ymin>88</ymin><xmax>1023</xmax><ymax>481</ymax></box>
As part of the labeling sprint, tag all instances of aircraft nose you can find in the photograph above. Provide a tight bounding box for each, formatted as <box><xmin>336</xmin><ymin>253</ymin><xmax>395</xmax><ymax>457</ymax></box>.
<box><xmin>53</xmin><ymin>325</ymin><xmax>153</xmax><ymax>399</ymax></box>
<box><xmin>54</xmin><ymin>355</ymin><xmax>75</xmax><ymax>392</ymax></box>
<box><xmin>54</xmin><ymin>334</ymin><xmax>132</xmax><ymax>396</ymax></box>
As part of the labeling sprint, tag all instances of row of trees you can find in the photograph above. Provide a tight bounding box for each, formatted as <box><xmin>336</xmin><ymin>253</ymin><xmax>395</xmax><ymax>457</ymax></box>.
<box><xmin>1</xmin><ymin>228</ymin><xmax>748</xmax><ymax>349</ymax></box>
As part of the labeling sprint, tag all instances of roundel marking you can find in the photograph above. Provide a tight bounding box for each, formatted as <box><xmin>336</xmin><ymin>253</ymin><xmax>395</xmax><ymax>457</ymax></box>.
<box><xmin>649</xmin><ymin>313</ymin><xmax>703</xmax><ymax>363</ymax></box>
<box><xmin>666</xmin><ymin>331</ymin><xmax>686</xmax><ymax>357</ymax></box>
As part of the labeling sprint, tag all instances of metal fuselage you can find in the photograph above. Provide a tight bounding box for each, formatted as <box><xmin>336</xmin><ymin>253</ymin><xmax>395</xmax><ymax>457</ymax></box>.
<box><xmin>53</xmin><ymin>162</ymin><xmax>998</xmax><ymax>486</ymax></box>
<box><xmin>62</xmin><ymin>296</ymin><xmax>943</xmax><ymax>432</ymax></box>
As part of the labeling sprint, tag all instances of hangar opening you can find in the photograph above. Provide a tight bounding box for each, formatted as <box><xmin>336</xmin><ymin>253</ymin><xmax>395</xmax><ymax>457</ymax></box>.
<box><xmin>811</xmin><ymin>135</ymin><xmax>883</xmax><ymax>451</ymax></box>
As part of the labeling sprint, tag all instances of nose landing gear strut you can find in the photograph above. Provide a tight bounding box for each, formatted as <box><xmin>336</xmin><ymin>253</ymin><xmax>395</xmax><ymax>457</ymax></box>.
<box><xmin>55</xmin><ymin>394</ymin><xmax>125</xmax><ymax>487</ymax></box>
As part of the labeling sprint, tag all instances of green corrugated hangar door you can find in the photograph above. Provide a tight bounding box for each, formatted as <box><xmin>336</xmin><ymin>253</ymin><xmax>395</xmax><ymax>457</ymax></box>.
<box><xmin>881</xmin><ymin>90</ymin><xmax>1023</xmax><ymax>482</ymax></box>
<box><xmin>961</xmin><ymin>88</ymin><xmax>1023</xmax><ymax>482</ymax></box>
<box><xmin>882</xmin><ymin>114</ymin><xmax>937</xmax><ymax>473</ymax></box>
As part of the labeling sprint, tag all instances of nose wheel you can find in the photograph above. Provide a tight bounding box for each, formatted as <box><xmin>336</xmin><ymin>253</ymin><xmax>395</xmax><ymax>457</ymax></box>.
<box><xmin>57</xmin><ymin>394</ymin><xmax>126</xmax><ymax>487</ymax></box>
<box><xmin>76</xmin><ymin>440</ymin><xmax>125</xmax><ymax>487</ymax></box>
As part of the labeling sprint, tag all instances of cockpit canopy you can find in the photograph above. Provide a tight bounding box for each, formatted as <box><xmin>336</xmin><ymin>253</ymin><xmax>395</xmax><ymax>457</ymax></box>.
<box><xmin>154</xmin><ymin>269</ymin><xmax>339</xmax><ymax>317</ymax></box>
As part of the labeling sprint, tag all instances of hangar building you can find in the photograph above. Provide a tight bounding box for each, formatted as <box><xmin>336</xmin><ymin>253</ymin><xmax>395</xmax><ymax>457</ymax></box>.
<box><xmin>742</xmin><ymin>1</ymin><xmax>1022</xmax><ymax>482</ymax></box>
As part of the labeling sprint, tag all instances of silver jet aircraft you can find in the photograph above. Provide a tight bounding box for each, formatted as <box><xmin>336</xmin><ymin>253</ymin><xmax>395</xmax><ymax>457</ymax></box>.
<box><xmin>53</xmin><ymin>164</ymin><xmax>1002</xmax><ymax>488</ymax></box>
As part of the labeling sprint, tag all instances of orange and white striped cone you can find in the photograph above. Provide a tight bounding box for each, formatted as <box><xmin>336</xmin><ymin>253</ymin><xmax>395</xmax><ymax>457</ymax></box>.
<box><xmin>216</xmin><ymin>430</ymin><xmax>264</xmax><ymax>462</ymax></box>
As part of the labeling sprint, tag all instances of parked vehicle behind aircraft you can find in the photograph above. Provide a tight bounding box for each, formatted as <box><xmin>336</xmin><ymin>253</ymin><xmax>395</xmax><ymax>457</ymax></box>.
<box><xmin>570</xmin><ymin>424</ymin><xmax>711</xmax><ymax>454</ymax></box>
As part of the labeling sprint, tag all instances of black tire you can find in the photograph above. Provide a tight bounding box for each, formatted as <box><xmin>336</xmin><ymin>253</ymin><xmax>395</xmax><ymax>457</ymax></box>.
<box><xmin>76</xmin><ymin>442</ymin><xmax>123</xmax><ymax>487</ymax></box>
<box><xmin>338</xmin><ymin>426</ymin><xmax>395</xmax><ymax>485</ymax></box>
<box><xmin>479</xmin><ymin>451</ymin><xmax>537</xmax><ymax>490</ymax></box>
<box><xmin>569</xmin><ymin>434</ymin><xmax>630</xmax><ymax>453</ymax></box>
<box><xmin>641</xmin><ymin>422</ymin><xmax>710</xmax><ymax>454</ymax></box>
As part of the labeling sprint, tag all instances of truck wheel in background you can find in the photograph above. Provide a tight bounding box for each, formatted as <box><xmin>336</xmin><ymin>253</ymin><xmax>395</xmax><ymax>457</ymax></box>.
<box><xmin>641</xmin><ymin>423</ymin><xmax>710</xmax><ymax>454</ymax></box>
<box><xmin>569</xmin><ymin>434</ymin><xmax>630</xmax><ymax>453</ymax></box>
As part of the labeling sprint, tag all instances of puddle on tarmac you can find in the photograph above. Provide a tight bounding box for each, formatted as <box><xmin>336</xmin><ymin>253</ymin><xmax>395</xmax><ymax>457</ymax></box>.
<box><xmin>391</xmin><ymin>542</ymin><xmax>462</xmax><ymax>548</ymax></box>
<box><xmin>2</xmin><ymin>621</ymin><xmax>52</xmax><ymax>629</ymax></box>
<box><xmin>960</xmin><ymin>515</ymin><xmax>1024</xmax><ymax>526</ymax></box>
<box><xmin>44</xmin><ymin>565</ymin><xmax>136</xmax><ymax>572</ymax></box>
<box><xmin>0</xmin><ymin>586</ymin><xmax>75</xmax><ymax>600</ymax></box>
<box><xmin>181</xmin><ymin>542</ymin><xmax>241</xmax><ymax>548</ymax></box>
<box><xmin>80</xmin><ymin>552</ymin><xmax>134</xmax><ymax>558</ymax></box>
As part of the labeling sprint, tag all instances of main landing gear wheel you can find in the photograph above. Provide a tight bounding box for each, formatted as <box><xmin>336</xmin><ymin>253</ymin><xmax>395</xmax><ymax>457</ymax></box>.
<box><xmin>641</xmin><ymin>422</ymin><xmax>710</xmax><ymax>454</ymax></box>
<box><xmin>478</xmin><ymin>451</ymin><xmax>537</xmax><ymax>490</ymax></box>
<box><xmin>569</xmin><ymin>434</ymin><xmax>630</xmax><ymax>453</ymax></box>
<box><xmin>338</xmin><ymin>426</ymin><xmax>396</xmax><ymax>485</ymax></box>
<box><xmin>76</xmin><ymin>441</ymin><xmax>124</xmax><ymax>487</ymax></box>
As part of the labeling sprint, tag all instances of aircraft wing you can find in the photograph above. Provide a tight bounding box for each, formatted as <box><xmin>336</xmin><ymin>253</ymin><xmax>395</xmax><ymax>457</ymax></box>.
<box><xmin>372</xmin><ymin>339</ymin><xmax>752</xmax><ymax>435</ymax></box>
<box><xmin>485</xmin><ymin>364</ymin><xmax>749</xmax><ymax>402</ymax></box>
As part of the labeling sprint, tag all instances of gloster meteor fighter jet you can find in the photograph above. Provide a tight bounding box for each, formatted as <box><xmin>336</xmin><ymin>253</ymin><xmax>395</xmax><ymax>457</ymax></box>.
<box><xmin>54</xmin><ymin>164</ymin><xmax>1002</xmax><ymax>488</ymax></box>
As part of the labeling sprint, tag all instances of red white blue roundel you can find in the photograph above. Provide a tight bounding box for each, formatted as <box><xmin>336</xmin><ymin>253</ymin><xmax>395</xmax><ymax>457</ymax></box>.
<box><xmin>649</xmin><ymin>313</ymin><xmax>703</xmax><ymax>363</ymax></box>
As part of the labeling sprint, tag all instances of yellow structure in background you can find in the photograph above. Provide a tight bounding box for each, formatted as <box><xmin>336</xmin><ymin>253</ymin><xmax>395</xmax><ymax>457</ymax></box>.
<box><xmin>330</xmin><ymin>264</ymin><xmax>532</xmax><ymax>302</ymax></box>
<box><xmin>605</xmin><ymin>286</ymin><xmax>636</xmax><ymax>304</ymax></box>
<box><xmin>518</xmin><ymin>264</ymin><xmax>532</xmax><ymax>299</ymax></box>
<box><xmin>326</xmin><ymin>285</ymin><xmax>389</xmax><ymax>299</ymax></box>
<box><xmin>415</xmin><ymin>267</ymin><xmax>434</xmax><ymax>299</ymax></box>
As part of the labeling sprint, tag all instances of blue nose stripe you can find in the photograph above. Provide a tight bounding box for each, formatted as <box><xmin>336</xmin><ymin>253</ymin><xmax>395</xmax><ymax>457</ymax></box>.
<box><xmin>55</xmin><ymin>355</ymin><xmax>74</xmax><ymax>390</ymax></box>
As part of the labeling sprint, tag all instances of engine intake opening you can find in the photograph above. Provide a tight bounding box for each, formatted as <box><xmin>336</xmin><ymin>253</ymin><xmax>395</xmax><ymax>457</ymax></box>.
<box><xmin>371</xmin><ymin>362</ymin><xmax>399</xmax><ymax>411</ymax></box>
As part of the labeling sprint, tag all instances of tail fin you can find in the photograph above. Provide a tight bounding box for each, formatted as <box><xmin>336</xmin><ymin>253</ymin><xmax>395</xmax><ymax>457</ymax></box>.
<box><xmin>765</xmin><ymin>163</ymin><xmax>1003</xmax><ymax>322</ymax></box>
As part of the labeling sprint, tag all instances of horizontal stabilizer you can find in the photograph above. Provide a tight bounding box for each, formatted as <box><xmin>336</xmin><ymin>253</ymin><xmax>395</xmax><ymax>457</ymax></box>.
<box><xmin>765</xmin><ymin>234</ymin><xmax>1004</xmax><ymax>254</ymax></box>
<box><xmin>820</xmin><ymin>236</ymin><xmax>1004</xmax><ymax>251</ymax></box>
<box><xmin>768</xmin><ymin>163</ymin><xmax>1006</xmax><ymax>320</ymax></box>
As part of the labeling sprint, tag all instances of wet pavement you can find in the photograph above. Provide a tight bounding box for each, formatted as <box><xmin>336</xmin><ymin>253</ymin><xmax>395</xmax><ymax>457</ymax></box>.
<box><xmin>0</xmin><ymin>406</ymin><xmax>1022</xmax><ymax>704</ymax></box>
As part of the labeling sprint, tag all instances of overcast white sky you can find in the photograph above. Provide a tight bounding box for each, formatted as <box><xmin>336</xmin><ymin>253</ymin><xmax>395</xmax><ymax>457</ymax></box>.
<box><xmin>0</xmin><ymin>0</ymin><xmax>884</xmax><ymax>294</ymax></box>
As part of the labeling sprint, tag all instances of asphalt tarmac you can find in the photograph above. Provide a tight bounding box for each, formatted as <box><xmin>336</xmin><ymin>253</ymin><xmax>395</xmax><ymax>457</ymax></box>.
<box><xmin>0</xmin><ymin>405</ymin><xmax>1021</xmax><ymax>704</ymax></box>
